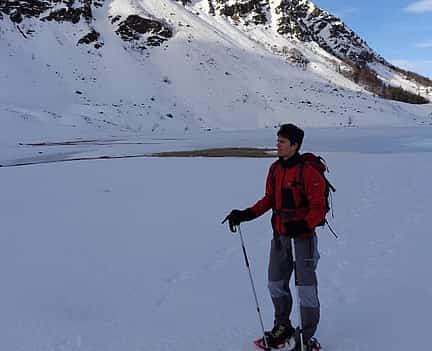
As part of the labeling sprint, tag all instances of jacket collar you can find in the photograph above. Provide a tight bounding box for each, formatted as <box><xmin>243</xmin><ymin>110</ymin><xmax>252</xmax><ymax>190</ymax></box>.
<box><xmin>279</xmin><ymin>152</ymin><xmax>301</xmax><ymax>169</ymax></box>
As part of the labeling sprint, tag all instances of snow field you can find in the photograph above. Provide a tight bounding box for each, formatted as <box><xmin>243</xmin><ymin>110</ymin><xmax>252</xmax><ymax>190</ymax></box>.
<box><xmin>1</xmin><ymin>151</ymin><xmax>431</xmax><ymax>351</ymax></box>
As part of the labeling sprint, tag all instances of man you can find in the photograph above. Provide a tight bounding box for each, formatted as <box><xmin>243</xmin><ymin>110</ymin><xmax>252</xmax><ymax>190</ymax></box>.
<box><xmin>223</xmin><ymin>124</ymin><xmax>325</xmax><ymax>351</ymax></box>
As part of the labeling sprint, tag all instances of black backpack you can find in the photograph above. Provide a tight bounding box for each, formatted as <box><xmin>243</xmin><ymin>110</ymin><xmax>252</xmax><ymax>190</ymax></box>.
<box><xmin>297</xmin><ymin>153</ymin><xmax>335</xmax><ymax>226</ymax></box>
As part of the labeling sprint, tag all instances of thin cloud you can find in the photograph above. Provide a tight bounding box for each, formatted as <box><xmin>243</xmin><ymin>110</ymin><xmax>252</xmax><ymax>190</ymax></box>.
<box><xmin>333</xmin><ymin>7</ymin><xmax>359</xmax><ymax>18</ymax></box>
<box><xmin>415</xmin><ymin>42</ymin><xmax>432</xmax><ymax>48</ymax></box>
<box><xmin>404</xmin><ymin>0</ymin><xmax>432</xmax><ymax>13</ymax></box>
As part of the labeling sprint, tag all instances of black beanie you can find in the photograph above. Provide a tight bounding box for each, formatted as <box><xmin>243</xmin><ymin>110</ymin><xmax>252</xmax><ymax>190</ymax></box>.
<box><xmin>277</xmin><ymin>124</ymin><xmax>304</xmax><ymax>150</ymax></box>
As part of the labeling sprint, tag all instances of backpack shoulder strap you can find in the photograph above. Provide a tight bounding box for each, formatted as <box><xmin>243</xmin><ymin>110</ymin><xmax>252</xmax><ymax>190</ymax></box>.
<box><xmin>296</xmin><ymin>159</ymin><xmax>305</xmax><ymax>186</ymax></box>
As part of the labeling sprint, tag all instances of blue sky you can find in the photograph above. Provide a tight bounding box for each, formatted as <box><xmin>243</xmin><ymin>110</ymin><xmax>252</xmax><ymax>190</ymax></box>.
<box><xmin>315</xmin><ymin>0</ymin><xmax>432</xmax><ymax>79</ymax></box>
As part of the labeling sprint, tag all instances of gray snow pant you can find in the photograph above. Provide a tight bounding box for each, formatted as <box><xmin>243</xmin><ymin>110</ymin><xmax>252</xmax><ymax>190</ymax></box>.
<box><xmin>267</xmin><ymin>234</ymin><xmax>320</xmax><ymax>341</ymax></box>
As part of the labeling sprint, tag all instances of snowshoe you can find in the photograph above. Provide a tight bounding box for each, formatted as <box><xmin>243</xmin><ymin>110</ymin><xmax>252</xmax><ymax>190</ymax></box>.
<box><xmin>254</xmin><ymin>324</ymin><xmax>296</xmax><ymax>350</ymax></box>
<box><xmin>294</xmin><ymin>337</ymin><xmax>321</xmax><ymax>351</ymax></box>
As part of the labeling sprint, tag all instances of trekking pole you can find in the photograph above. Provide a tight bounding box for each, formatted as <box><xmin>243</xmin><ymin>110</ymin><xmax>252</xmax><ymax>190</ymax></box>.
<box><xmin>291</xmin><ymin>238</ymin><xmax>305</xmax><ymax>351</ymax></box>
<box><xmin>237</xmin><ymin>225</ymin><xmax>269</xmax><ymax>349</ymax></box>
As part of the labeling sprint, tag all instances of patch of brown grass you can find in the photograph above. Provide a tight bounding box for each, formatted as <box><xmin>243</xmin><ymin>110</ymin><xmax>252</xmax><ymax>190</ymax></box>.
<box><xmin>154</xmin><ymin>147</ymin><xmax>276</xmax><ymax>157</ymax></box>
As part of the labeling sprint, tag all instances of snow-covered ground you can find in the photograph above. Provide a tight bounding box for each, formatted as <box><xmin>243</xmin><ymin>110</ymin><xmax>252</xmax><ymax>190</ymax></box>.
<box><xmin>2</xmin><ymin>3</ymin><xmax>432</xmax><ymax>348</ymax></box>
<box><xmin>2</xmin><ymin>1</ymin><xmax>432</xmax><ymax>349</ymax></box>
<box><xmin>2</xmin><ymin>116</ymin><xmax>432</xmax><ymax>166</ymax></box>
<box><xmin>1</xmin><ymin>129</ymin><xmax>432</xmax><ymax>351</ymax></box>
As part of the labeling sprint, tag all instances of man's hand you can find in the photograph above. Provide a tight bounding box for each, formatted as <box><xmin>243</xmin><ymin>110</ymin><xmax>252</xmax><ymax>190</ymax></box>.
<box><xmin>285</xmin><ymin>220</ymin><xmax>310</xmax><ymax>238</ymax></box>
<box><xmin>222</xmin><ymin>209</ymin><xmax>255</xmax><ymax>233</ymax></box>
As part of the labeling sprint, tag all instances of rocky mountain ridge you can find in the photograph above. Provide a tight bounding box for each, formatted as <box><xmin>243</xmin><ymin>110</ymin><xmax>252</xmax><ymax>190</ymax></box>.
<box><xmin>178</xmin><ymin>0</ymin><xmax>430</xmax><ymax>99</ymax></box>
<box><xmin>0</xmin><ymin>0</ymin><xmax>175</xmax><ymax>49</ymax></box>
<box><xmin>178</xmin><ymin>0</ymin><xmax>381</xmax><ymax>65</ymax></box>
<box><xmin>1</xmin><ymin>0</ymin><xmax>430</xmax><ymax>95</ymax></box>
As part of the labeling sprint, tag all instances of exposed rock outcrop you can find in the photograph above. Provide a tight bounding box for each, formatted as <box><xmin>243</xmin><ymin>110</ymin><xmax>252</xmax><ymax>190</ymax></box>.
<box><xmin>115</xmin><ymin>15</ymin><xmax>173</xmax><ymax>49</ymax></box>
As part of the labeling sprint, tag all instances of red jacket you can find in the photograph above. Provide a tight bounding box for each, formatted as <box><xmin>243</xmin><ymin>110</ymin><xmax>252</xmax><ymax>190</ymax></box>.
<box><xmin>250</xmin><ymin>155</ymin><xmax>327</xmax><ymax>238</ymax></box>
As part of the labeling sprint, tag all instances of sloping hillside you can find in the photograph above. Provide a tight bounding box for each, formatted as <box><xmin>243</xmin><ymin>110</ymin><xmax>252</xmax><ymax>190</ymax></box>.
<box><xmin>1</xmin><ymin>0</ymin><xmax>431</xmax><ymax>137</ymax></box>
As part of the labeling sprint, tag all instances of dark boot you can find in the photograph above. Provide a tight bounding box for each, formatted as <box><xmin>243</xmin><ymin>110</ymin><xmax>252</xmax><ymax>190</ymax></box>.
<box><xmin>264</xmin><ymin>324</ymin><xmax>296</xmax><ymax>349</ymax></box>
<box><xmin>294</xmin><ymin>337</ymin><xmax>321</xmax><ymax>351</ymax></box>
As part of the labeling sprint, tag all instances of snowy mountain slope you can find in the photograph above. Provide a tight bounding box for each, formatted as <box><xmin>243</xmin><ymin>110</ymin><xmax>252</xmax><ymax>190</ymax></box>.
<box><xmin>1</xmin><ymin>0</ymin><xmax>432</xmax><ymax>139</ymax></box>
<box><xmin>196</xmin><ymin>0</ymin><xmax>432</xmax><ymax>99</ymax></box>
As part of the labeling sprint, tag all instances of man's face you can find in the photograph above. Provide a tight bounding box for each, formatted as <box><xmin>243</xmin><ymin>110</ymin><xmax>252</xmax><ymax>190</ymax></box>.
<box><xmin>277</xmin><ymin>136</ymin><xmax>298</xmax><ymax>159</ymax></box>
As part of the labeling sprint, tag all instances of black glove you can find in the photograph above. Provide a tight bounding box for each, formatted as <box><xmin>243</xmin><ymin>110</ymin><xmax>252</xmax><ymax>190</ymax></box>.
<box><xmin>222</xmin><ymin>209</ymin><xmax>255</xmax><ymax>233</ymax></box>
<box><xmin>285</xmin><ymin>220</ymin><xmax>310</xmax><ymax>238</ymax></box>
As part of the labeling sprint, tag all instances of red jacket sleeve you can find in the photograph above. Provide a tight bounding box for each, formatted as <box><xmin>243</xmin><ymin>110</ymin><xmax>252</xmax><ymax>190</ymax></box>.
<box><xmin>249</xmin><ymin>163</ymin><xmax>275</xmax><ymax>217</ymax></box>
<box><xmin>303</xmin><ymin>165</ymin><xmax>327</xmax><ymax>229</ymax></box>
